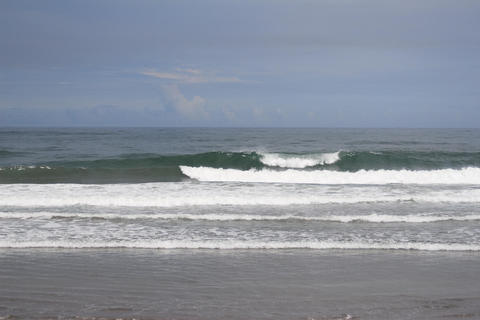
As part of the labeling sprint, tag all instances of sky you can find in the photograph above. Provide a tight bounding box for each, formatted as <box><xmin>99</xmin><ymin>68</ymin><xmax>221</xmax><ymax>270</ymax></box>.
<box><xmin>1</xmin><ymin>0</ymin><xmax>480</xmax><ymax>127</ymax></box>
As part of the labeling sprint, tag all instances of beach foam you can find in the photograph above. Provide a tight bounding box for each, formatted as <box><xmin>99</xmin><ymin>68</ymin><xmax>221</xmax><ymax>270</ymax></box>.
<box><xmin>2</xmin><ymin>211</ymin><xmax>479</xmax><ymax>223</ymax></box>
<box><xmin>1</xmin><ymin>240</ymin><xmax>478</xmax><ymax>251</ymax></box>
<box><xmin>180</xmin><ymin>166</ymin><xmax>480</xmax><ymax>185</ymax></box>
<box><xmin>1</xmin><ymin>182</ymin><xmax>480</xmax><ymax>207</ymax></box>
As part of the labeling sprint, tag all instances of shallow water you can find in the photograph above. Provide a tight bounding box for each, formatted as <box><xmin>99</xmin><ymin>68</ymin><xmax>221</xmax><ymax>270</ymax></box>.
<box><xmin>1</xmin><ymin>128</ymin><xmax>480</xmax><ymax>250</ymax></box>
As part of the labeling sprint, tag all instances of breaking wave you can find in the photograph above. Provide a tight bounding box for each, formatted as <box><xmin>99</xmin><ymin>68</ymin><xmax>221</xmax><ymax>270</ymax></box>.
<box><xmin>2</xmin><ymin>150</ymin><xmax>480</xmax><ymax>183</ymax></box>
<box><xmin>180</xmin><ymin>166</ymin><xmax>480</xmax><ymax>185</ymax></box>
<box><xmin>259</xmin><ymin>152</ymin><xmax>340</xmax><ymax>168</ymax></box>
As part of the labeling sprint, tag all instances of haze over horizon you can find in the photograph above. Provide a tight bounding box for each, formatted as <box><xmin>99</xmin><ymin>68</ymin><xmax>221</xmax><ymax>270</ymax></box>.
<box><xmin>1</xmin><ymin>0</ymin><xmax>479</xmax><ymax>127</ymax></box>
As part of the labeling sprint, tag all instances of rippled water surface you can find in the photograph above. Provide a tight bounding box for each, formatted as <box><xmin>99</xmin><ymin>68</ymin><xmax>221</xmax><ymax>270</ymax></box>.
<box><xmin>1</xmin><ymin>128</ymin><xmax>480</xmax><ymax>319</ymax></box>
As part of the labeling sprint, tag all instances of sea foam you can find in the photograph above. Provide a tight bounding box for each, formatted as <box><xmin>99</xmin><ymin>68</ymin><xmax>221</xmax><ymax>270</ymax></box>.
<box><xmin>2</xmin><ymin>211</ymin><xmax>480</xmax><ymax>223</ymax></box>
<box><xmin>1</xmin><ymin>240</ymin><xmax>478</xmax><ymax>251</ymax></box>
<box><xmin>180</xmin><ymin>166</ymin><xmax>480</xmax><ymax>185</ymax></box>
<box><xmin>259</xmin><ymin>151</ymin><xmax>340</xmax><ymax>168</ymax></box>
<box><xmin>1</xmin><ymin>182</ymin><xmax>480</xmax><ymax>207</ymax></box>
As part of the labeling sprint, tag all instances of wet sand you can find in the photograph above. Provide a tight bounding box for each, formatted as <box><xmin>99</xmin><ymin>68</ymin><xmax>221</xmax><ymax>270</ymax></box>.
<box><xmin>0</xmin><ymin>249</ymin><xmax>479</xmax><ymax>320</ymax></box>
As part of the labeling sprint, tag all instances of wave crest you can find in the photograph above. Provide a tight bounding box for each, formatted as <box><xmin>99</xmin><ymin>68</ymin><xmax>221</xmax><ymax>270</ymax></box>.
<box><xmin>3</xmin><ymin>150</ymin><xmax>480</xmax><ymax>184</ymax></box>
<box><xmin>180</xmin><ymin>166</ymin><xmax>480</xmax><ymax>185</ymax></box>
<box><xmin>260</xmin><ymin>152</ymin><xmax>340</xmax><ymax>168</ymax></box>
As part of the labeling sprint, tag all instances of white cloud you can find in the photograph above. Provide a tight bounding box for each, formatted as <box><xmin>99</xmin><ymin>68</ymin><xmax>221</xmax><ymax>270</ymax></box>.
<box><xmin>162</xmin><ymin>84</ymin><xmax>208</xmax><ymax>119</ymax></box>
<box><xmin>141</xmin><ymin>68</ymin><xmax>241</xmax><ymax>84</ymax></box>
<box><xmin>176</xmin><ymin>67</ymin><xmax>202</xmax><ymax>75</ymax></box>
<box><xmin>222</xmin><ymin>106</ymin><xmax>237</xmax><ymax>121</ymax></box>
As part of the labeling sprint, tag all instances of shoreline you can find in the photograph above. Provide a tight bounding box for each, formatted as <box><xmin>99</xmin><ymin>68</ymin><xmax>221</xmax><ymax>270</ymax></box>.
<box><xmin>1</xmin><ymin>249</ymin><xmax>479</xmax><ymax>320</ymax></box>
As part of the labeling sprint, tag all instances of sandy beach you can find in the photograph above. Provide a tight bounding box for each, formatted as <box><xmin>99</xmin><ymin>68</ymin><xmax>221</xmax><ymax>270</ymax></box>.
<box><xmin>1</xmin><ymin>249</ymin><xmax>479</xmax><ymax>320</ymax></box>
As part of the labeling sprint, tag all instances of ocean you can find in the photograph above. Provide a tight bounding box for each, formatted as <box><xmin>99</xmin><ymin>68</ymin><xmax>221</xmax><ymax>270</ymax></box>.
<box><xmin>1</xmin><ymin>127</ymin><xmax>480</xmax><ymax>319</ymax></box>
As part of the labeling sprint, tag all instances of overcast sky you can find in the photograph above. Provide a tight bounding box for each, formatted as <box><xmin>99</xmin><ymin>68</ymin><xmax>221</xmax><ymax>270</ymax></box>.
<box><xmin>1</xmin><ymin>0</ymin><xmax>479</xmax><ymax>127</ymax></box>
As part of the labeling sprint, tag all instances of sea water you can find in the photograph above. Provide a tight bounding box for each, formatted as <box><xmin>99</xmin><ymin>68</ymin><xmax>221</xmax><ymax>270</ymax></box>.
<box><xmin>0</xmin><ymin>128</ymin><xmax>479</xmax><ymax>319</ymax></box>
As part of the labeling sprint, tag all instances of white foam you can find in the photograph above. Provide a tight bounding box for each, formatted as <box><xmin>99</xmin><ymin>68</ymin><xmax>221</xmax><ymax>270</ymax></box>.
<box><xmin>180</xmin><ymin>166</ymin><xmax>480</xmax><ymax>185</ymax></box>
<box><xmin>2</xmin><ymin>212</ymin><xmax>480</xmax><ymax>223</ymax></box>
<box><xmin>0</xmin><ymin>165</ymin><xmax>51</xmax><ymax>171</ymax></box>
<box><xmin>260</xmin><ymin>152</ymin><xmax>340</xmax><ymax>168</ymax></box>
<box><xmin>1</xmin><ymin>182</ymin><xmax>480</xmax><ymax>207</ymax></box>
<box><xmin>0</xmin><ymin>240</ymin><xmax>478</xmax><ymax>251</ymax></box>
